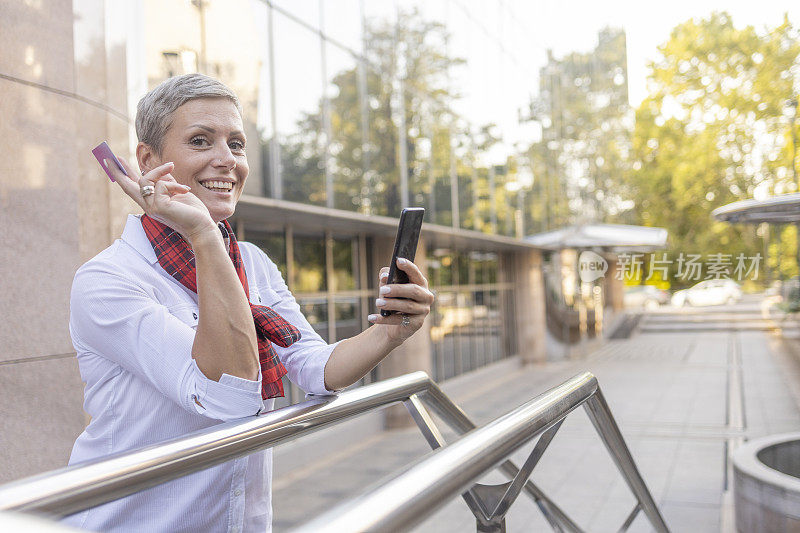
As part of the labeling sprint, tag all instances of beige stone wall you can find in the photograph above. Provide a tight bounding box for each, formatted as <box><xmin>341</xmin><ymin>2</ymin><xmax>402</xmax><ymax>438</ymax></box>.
<box><xmin>604</xmin><ymin>257</ymin><xmax>625</xmax><ymax>312</ymax></box>
<box><xmin>0</xmin><ymin>0</ymin><xmax>134</xmax><ymax>483</ymax></box>
<box><xmin>513</xmin><ymin>250</ymin><xmax>548</xmax><ymax>365</ymax></box>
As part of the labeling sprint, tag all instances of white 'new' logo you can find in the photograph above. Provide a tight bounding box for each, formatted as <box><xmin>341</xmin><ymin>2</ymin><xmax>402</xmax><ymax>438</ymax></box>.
<box><xmin>578</xmin><ymin>251</ymin><xmax>608</xmax><ymax>282</ymax></box>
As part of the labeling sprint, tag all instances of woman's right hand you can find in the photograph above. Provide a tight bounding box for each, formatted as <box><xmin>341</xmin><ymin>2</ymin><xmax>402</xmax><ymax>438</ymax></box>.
<box><xmin>105</xmin><ymin>157</ymin><xmax>217</xmax><ymax>244</ymax></box>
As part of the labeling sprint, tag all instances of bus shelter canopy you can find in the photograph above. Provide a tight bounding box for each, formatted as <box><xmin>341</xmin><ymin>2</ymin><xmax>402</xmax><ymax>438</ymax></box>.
<box><xmin>524</xmin><ymin>223</ymin><xmax>668</xmax><ymax>252</ymax></box>
<box><xmin>712</xmin><ymin>193</ymin><xmax>800</xmax><ymax>224</ymax></box>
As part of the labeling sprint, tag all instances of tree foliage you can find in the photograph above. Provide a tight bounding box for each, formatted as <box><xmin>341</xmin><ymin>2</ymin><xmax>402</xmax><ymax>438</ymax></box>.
<box><xmin>625</xmin><ymin>12</ymin><xmax>800</xmax><ymax>284</ymax></box>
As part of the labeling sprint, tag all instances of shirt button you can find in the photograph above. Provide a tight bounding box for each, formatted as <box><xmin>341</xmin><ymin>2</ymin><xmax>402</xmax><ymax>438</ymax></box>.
<box><xmin>234</xmin><ymin>489</ymin><xmax>242</xmax><ymax>497</ymax></box>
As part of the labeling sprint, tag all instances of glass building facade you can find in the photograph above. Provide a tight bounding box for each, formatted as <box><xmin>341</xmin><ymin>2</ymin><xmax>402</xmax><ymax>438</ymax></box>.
<box><xmin>1</xmin><ymin>0</ymin><xmax>551</xmax><ymax>479</ymax></box>
<box><xmin>95</xmin><ymin>0</ymin><xmax>534</xmax><ymax>405</ymax></box>
<box><xmin>121</xmin><ymin>0</ymin><xmax>538</xmax><ymax>224</ymax></box>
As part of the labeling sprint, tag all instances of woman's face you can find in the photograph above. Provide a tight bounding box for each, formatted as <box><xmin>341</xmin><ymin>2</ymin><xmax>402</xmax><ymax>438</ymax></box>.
<box><xmin>147</xmin><ymin>97</ymin><xmax>249</xmax><ymax>223</ymax></box>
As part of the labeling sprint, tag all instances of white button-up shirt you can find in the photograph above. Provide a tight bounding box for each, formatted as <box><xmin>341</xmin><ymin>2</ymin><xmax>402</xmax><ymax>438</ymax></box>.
<box><xmin>62</xmin><ymin>215</ymin><xmax>337</xmax><ymax>532</ymax></box>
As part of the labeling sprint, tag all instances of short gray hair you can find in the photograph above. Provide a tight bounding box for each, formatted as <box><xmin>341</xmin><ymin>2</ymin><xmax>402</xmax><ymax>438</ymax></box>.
<box><xmin>135</xmin><ymin>73</ymin><xmax>242</xmax><ymax>154</ymax></box>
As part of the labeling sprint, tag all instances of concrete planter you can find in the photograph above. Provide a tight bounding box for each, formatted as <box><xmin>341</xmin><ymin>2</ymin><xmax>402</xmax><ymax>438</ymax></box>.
<box><xmin>733</xmin><ymin>433</ymin><xmax>800</xmax><ymax>532</ymax></box>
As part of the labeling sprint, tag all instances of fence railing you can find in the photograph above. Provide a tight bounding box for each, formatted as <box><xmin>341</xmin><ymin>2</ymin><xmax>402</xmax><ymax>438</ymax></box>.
<box><xmin>0</xmin><ymin>371</ymin><xmax>669</xmax><ymax>532</ymax></box>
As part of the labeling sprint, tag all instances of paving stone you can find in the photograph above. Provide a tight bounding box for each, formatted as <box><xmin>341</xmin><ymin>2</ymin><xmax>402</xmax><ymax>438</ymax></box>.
<box><xmin>272</xmin><ymin>302</ymin><xmax>800</xmax><ymax>531</ymax></box>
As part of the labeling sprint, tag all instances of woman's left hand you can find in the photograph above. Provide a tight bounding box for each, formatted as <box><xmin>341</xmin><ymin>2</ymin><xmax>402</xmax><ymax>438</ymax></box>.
<box><xmin>368</xmin><ymin>258</ymin><xmax>435</xmax><ymax>342</ymax></box>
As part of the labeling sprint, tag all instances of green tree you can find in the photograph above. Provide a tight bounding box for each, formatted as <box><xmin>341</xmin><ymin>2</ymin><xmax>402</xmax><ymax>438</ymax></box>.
<box><xmin>626</xmin><ymin>12</ymin><xmax>800</xmax><ymax>285</ymax></box>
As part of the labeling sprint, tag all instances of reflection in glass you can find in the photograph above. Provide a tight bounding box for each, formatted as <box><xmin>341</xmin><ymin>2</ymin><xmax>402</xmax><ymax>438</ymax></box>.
<box><xmin>325</xmin><ymin>42</ymin><xmax>365</xmax><ymax>212</ymax></box>
<box><xmin>73</xmin><ymin>0</ymin><xmax>107</xmax><ymax>100</ymax></box>
<box><xmin>139</xmin><ymin>1</ymin><xmax>268</xmax><ymax>195</ymax></box>
<box><xmin>298</xmin><ymin>298</ymin><xmax>329</xmax><ymax>342</ymax></box>
<box><xmin>457</xmin><ymin>157</ymin><xmax>473</xmax><ymax>228</ymax></box>
<box><xmin>332</xmin><ymin>237</ymin><xmax>357</xmax><ymax>290</ymax></box>
<box><xmin>411</xmin><ymin>124</ymin><xmax>433</xmax><ymax>219</ymax></box>
<box><xmin>335</xmin><ymin>298</ymin><xmax>360</xmax><ymax>342</ymax></box>
<box><xmin>247</xmin><ymin>231</ymin><xmax>287</xmax><ymax>281</ymax></box>
<box><xmin>293</xmin><ymin>235</ymin><xmax>326</xmax><ymax>292</ymax></box>
<box><xmin>271</xmin><ymin>0</ymin><xmax>319</xmax><ymax>25</ymax></box>
<box><xmin>321</xmin><ymin>0</ymin><xmax>362</xmax><ymax>52</ymax></box>
<box><xmin>364</xmin><ymin>62</ymin><xmax>398</xmax><ymax>216</ymax></box>
<box><xmin>431</xmin><ymin>125</ymin><xmax>453</xmax><ymax>226</ymax></box>
<box><xmin>272</xmin><ymin>10</ymin><xmax>326</xmax><ymax>205</ymax></box>
<box><xmin>426</xmin><ymin>244</ymin><xmax>510</xmax><ymax>379</ymax></box>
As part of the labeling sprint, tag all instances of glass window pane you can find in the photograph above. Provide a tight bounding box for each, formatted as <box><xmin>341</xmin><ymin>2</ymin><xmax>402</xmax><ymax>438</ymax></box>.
<box><xmin>332</xmin><ymin>237</ymin><xmax>357</xmax><ymax>291</ymax></box>
<box><xmin>362</xmin><ymin>0</ymin><xmax>395</xmax><ymax>29</ymax></box>
<box><xmin>293</xmin><ymin>235</ymin><xmax>327</xmax><ymax>292</ymax></box>
<box><xmin>139</xmin><ymin>1</ymin><xmax>271</xmax><ymax>197</ymax></box>
<box><xmin>273</xmin><ymin>10</ymin><xmax>326</xmax><ymax>205</ymax></box>
<box><xmin>246</xmin><ymin>231</ymin><xmax>287</xmax><ymax>281</ymax></box>
<box><xmin>322</xmin><ymin>0</ymin><xmax>362</xmax><ymax>53</ymax></box>
<box><xmin>364</xmin><ymin>63</ymin><xmax>397</xmax><ymax>216</ymax></box>
<box><xmin>326</xmin><ymin>42</ymin><xmax>365</xmax><ymax>212</ymax></box>
<box><xmin>455</xmin><ymin>250</ymin><xmax>468</xmax><ymax>285</ymax></box>
<box><xmin>472</xmin><ymin>166</ymin><xmax>490</xmax><ymax>232</ymax></box>
<box><xmin>411</xmin><ymin>121</ymin><xmax>433</xmax><ymax>218</ymax></box>
<box><xmin>457</xmin><ymin>157</ymin><xmax>472</xmax><ymax>228</ymax></box>
<box><xmin>271</xmin><ymin>0</ymin><xmax>319</xmax><ymax>28</ymax></box>
<box><xmin>429</xmin><ymin>249</ymin><xmax>453</xmax><ymax>287</ymax></box>
<box><xmin>297</xmin><ymin>297</ymin><xmax>329</xmax><ymax>342</ymax></box>
<box><xmin>335</xmin><ymin>297</ymin><xmax>360</xmax><ymax>341</ymax></box>
<box><xmin>432</xmin><ymin>290</ymin><xmax>457</xmax><ymax>379</ymax></box>
<box><xmin>431</xmin><ymin>125</ymin><xmax>453</xmax><ymax>226</ymax></box>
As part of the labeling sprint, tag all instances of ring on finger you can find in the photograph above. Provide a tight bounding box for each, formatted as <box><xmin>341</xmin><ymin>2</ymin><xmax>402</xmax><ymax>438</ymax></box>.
<box><xmin>401</xmin><ymin>314</ymin><xmax>410</xmax><ymax>327</ymax></box>
<box><xmin>140</xmin><ymin>185</ymin><xmax>155</xmax><ymax>197</ymax></box>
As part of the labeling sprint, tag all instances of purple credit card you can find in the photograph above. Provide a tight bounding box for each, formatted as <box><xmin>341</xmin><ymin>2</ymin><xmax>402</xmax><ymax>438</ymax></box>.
<box><xmin>92</xmin><ymin>141</ymin><xmax>128</xmax><ymax>182</ymax></box>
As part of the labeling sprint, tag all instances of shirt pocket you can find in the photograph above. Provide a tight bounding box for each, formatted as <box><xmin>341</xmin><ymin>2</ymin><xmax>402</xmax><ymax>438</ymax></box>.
<box><xmin>253</xmin><ymin>286</ymin><xmax>282</xmax><ymax>307</ymax></box>
<box><xmin>168</xmin><ymin>303</ymin><xmax>199</xmax><ymax>330</ymax></box>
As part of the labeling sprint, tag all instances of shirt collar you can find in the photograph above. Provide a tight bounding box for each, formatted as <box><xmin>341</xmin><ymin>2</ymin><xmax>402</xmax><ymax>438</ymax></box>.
<box><xmin>121</xmin><ymin>214</ymin><xmax>158</xmax><ymax>264</ymax></box>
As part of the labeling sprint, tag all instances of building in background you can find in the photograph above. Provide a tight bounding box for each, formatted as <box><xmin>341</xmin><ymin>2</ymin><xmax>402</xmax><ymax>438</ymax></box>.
<box><xmin>525</xmin><ymin>28</ymin><xmax>632</xmax><ymax>231</ymax></box>
<box><xmin>0</xmin><ymin>0</ymin><xmax>564</xmax><ymax>483</ymax></box>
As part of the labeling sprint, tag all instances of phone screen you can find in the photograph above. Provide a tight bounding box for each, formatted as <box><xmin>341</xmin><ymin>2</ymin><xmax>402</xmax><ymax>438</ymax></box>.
<box><xmin>382</xmin><ymin>207</ymin><xmax>425</xmax><ymax>316</ymax></box>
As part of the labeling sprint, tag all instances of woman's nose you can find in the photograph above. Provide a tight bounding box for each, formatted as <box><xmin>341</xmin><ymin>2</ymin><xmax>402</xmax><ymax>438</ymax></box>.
<box><xmin>212</xmin><ymin>144</ymin><xmax>236</xmax><ymax>169</ymax></box>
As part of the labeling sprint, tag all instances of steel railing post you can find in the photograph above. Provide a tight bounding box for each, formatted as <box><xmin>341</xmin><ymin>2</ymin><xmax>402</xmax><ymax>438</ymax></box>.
<box><xmin>583</xmin><ymin>389</ymin><xmax>669</xmax><ymax>533</ymax></box>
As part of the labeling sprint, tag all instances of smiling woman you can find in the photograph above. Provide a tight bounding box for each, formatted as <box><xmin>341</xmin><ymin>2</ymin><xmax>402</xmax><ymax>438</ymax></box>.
<box><xmin>63</xmin><ymin>73</ymin><xmax>434</xmax><ymax>532</ymax></box>
<box><xmin>132</xmin><ymin>75</ymin><xmax>250</xmax><ymax>229</ymax></box>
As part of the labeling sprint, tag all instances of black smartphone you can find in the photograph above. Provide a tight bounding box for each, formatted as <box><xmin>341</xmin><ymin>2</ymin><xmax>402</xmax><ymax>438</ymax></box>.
<box><xmin>381</xmin><ymin>207</ymin><xmax>425</xmax><ymax>317</ymax></box>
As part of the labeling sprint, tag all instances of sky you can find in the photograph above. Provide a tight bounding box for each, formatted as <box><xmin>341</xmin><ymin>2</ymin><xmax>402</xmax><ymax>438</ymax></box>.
<box><xmin>514</xmin><ymin>0</ymin><xmax>800</xmax><ymax>107</ymax></box>
<box><xmin>390</xmin><ymin>0</ymin><xmax>800</xmax><ymax>162</ymax></box>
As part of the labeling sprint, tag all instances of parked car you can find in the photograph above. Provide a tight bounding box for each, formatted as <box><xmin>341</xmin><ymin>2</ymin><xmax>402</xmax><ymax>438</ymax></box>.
<box><xmin>624</xmin><ymin>285</ymin><xmax>670</xmax><ymax>309</ymax></box>
<box><xmin>671</xmin><ymin>279</ymin><xmax>742</xmax><ymax>307</ymax></box>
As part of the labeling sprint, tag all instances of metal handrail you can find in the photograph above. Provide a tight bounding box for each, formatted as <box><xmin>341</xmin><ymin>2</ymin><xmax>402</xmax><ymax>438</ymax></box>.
<box><xmin>0</xmin><ymin>372</ymin><xmax>431</xmax><ymax>516</ymax></box>
<box><xmin>293</xmin><ymin>372</ymin><xmax>669</xmax><ymax>532</ymax></box>
<box><xmin>0</xmin><ymin>371</ymin><xmax>669</xmax><ymax>532</ymax></box>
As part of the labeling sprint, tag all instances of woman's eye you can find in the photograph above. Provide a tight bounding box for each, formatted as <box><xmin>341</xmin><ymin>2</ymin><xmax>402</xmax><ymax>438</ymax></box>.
<box><xmin>189</xmin><ymin>137</ymin><xmax>208</xmax><ymax>146</ymax></box>
<box><xmin>230</xmin><ymin>140</ymin><xmax>245</xmax><ymax>151</ymax></box>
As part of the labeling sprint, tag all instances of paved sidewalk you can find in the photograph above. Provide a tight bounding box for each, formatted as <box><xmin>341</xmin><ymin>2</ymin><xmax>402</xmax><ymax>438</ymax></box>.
<box><xmin>272</xmin><ymin>297</ymin><xmax>800</xmax><ymax>532</ymax></box>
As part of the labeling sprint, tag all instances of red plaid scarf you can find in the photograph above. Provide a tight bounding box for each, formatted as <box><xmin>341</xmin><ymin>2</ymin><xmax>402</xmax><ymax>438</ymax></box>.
<box><xmin>141</xmin><ymin>215</ymin><xmax>299</xmax><ymax>399</ymax></box>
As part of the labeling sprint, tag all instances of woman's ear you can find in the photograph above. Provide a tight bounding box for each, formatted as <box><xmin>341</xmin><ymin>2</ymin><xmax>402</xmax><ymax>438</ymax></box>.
<box><xmin>136</xmin><ymin>142</ymin><xmax>158</xmax><ymax>175</ymax></box>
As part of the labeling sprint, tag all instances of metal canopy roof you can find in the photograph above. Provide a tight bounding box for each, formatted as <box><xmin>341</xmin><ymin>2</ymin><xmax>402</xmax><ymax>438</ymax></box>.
<box><xmin>233</xmin><ymin>194</ymin><xmax>543</xmax><ymax>252</ymax></box>
<box><xmin>524</xmin><ymin>223</ymin><xmax>669</xmax><ymax>252</ymax></box>
<box><xmin>712</xmin><ymin>193</ymin><xmax>800</xmax><ymax>224</ymax></box>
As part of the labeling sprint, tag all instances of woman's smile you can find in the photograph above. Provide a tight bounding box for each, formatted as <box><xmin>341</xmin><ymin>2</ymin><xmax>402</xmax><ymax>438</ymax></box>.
<box><xmin>151</xmin><ymin>97</ymin><xmax>249</xmax><ymax>223</ymax></box>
